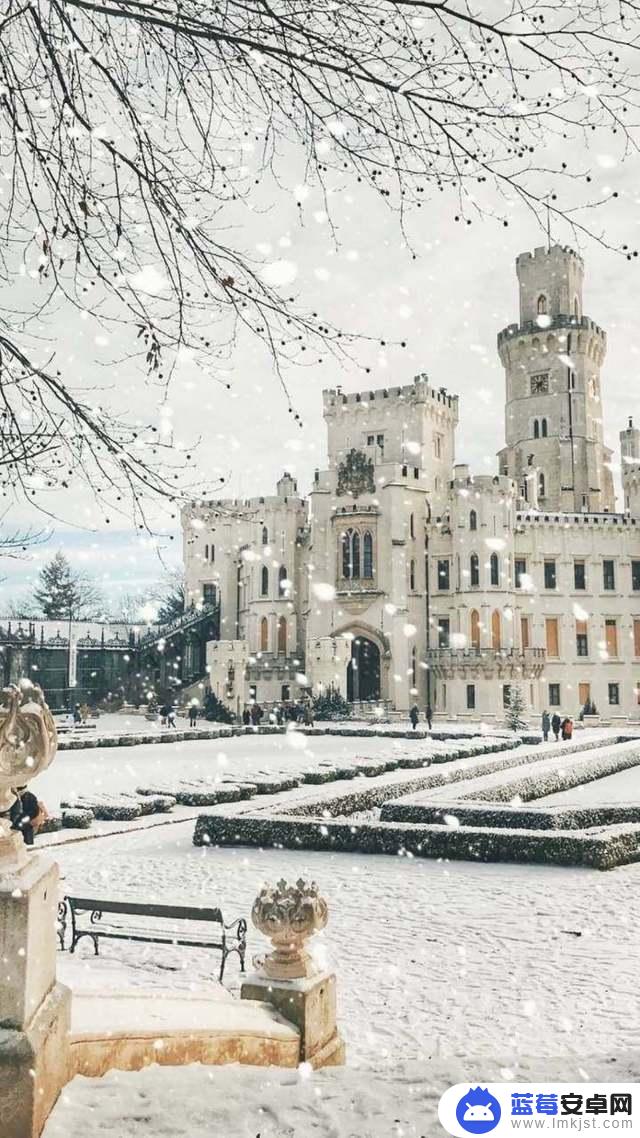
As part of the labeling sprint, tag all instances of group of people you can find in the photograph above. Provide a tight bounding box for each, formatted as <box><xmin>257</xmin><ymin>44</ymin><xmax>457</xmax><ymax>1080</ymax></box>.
<box><xmin>241</xmin><ymin>700</ymin><xmax>315</xmax><ymax>727</ymax></box>
<box><xmin>409</xmin><ymin>704</ymin><xmax>434</xmax><ymax>731</ymax></box>
<box><xmin>71</xmin><ymin>702</ymin><xmax>91</xmax><ymax>725</ymax></box>
<box><xmin>541</xmin><ymin>710</ymin><xmax>573</xmax><ymax>742</ymax></box>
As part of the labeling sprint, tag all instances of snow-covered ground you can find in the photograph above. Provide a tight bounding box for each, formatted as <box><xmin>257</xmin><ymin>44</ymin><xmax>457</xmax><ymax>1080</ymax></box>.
<box><xmin>43</xmin><ymin>730</ymin><xmax>640</xmax><ymax>1136</ymax></box>
<box><xmin>542</xmin><ymin>762</ymin><xmax>640</xmax><ymax>805</ymax></box>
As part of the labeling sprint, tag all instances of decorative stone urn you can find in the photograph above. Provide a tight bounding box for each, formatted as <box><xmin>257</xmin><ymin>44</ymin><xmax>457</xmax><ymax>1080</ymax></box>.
<box><xmin>0</xmin><ymin>682</ymin><xmax>57</xmax><ymax>866</ymax></box>
<box><xmin>251</xmin><ymin>878</ymin><xmax>328</xmax><ymax>980</ymax></box>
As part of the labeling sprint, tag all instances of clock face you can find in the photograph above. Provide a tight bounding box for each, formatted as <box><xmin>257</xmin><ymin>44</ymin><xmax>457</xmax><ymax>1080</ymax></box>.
<box><xmin>530</xmin><ymin>373</ymin><xmax>549</xmax><ymax>394</ymax></box>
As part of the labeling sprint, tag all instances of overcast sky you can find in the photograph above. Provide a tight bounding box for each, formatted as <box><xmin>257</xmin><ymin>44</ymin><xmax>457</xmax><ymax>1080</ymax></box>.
<box><xmin>2</xmin><ymin>125</ymin><xmax>640</xmax><ymax>614</ymax></box>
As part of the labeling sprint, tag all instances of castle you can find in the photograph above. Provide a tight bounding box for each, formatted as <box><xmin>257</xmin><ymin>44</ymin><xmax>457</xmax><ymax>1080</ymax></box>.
<box><xmin>182</xmin><ymin>245</ymin><xmax>640</xmax><ymax>722</ymax></box>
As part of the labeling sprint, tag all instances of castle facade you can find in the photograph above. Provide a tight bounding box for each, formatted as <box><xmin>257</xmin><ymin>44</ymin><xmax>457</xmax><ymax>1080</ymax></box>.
<box><xmin>183</xmin><ymin>246</ymin><xmax>640</xmax><ymax>722</ymax></box>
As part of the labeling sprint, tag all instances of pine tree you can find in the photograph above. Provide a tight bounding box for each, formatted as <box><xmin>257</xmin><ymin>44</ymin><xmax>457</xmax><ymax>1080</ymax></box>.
<box><xmin>312</xmin><ymin>686</ymin><xmax>352</xmax><ymax>721</ymax></box>
<box><xmin>505</xmin><ymin>685</ymin><xmax>528</xmax><ymax>732</ymax></box>
<box><xmin>203</xmin><ymin>691</ymin><xmax>235</xmax><ymax>723</ymax></box>
<box><xmin>33</xmin><ymin>552</ymin><xmax>102</xmax><ymax>619</ymax></box>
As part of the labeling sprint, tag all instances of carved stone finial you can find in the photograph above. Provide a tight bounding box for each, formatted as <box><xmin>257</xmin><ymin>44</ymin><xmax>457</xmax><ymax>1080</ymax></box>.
<box><xmin>251</xmin><ymin>878</ymin><xmax>329</xmax><ymax>980</ymax></box>
<box><xmin>0</xmin><ymin>682</ymin><xmax>57</xmax><ymax>865</ymax></box>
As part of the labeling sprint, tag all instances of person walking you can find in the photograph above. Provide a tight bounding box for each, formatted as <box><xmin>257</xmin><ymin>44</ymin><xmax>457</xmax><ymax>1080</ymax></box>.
<box><xmin>425</xmin><ymin>704</ymin><xmax>433</xmax><ymax>731</ymax></box>
<box><xmin>551</xmin><ymin>712</ymin><xmax>561</xmax><ymax>741</ymax></box>
<box><xmin>541</xmin><ymin>709</ymin><xmax>550</xmax><ymax>742</ymax></box>
<box><xmin>188</xmin><ymin>703</ymin><xmax>198</xmax><ymax>728</ymax></box>
<box><xmin>166</xmin><ymin>703</ymin><xmax>176</xmax><ymax>728</ymax></box>
<box><xmin>72</xmin><ymin>703</ymin><xmax>82</xmax><ymax>726</ymax></box>
<box><xmin>242</xmin><ymin>706</ymin><xmax>251</xmax><ymax>725</ymax></box>
<box><xmin>410</xmin><ymin>704</ymin><xmax>419</xmax><ymax>730</ymax></box>
<box><xmin>561</xmin><ymin>716</ymin><xmax>573</xmax><ymax>741</ymax></box>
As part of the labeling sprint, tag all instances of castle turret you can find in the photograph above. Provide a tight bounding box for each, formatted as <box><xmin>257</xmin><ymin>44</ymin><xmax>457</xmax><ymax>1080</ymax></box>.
<box><xmin>497</xmin><ymin>245</ymin><xmax>615</xmax><ymax>513</ymax></box>
<box><xmin>620</xmin><ymin>417</ymin><xmax>640</xmax><ymax>516</ymax></box>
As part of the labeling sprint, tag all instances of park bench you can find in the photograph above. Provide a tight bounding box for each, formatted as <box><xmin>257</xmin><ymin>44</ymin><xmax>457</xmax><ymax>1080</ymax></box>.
<box><xmin>60</xmin><ymin>895</ymin><xmax>247</xmax><ymax>982</ymax></box>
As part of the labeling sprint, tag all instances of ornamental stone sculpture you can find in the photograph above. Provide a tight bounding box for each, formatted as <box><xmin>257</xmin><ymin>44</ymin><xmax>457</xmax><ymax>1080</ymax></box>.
<box><xmin>251</xmin><ymin>878</ymin><xmax>329</xmax><ymax>980</ymax></box>
<box><xmin>0</xmin><ymin>681</ymin><xmax>57</xmax><ymax>865</ymax></box>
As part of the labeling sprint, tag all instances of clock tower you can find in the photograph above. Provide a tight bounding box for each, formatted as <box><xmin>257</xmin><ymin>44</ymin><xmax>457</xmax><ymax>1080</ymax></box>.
<box><xmin>497</xmin><ymin>245</ymin><xmax>614</xmax><ymax>513</ymax></box>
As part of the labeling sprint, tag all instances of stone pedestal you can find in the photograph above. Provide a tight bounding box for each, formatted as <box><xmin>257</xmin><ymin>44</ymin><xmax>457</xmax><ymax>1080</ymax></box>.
<box><xmin>0</xmin><ymin>854</ymin><xmax>71</xmax><ymax>1138</ymax></box>
<box><xmin>241</xmin><ymin>972</ymin><xmax>345</xmax><ymax>1069</ymax></box>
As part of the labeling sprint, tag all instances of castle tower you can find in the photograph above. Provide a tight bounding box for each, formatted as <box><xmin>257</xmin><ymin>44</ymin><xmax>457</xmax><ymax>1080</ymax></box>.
<box><xmin>497</xmin><ymin>245</ymin><xmax>615</xmax><ymax>513</ymax></box>
<box><xmin>620</xmin><ymin>417</ymin><xmax>640</xmax><ymax>516</ymax></box>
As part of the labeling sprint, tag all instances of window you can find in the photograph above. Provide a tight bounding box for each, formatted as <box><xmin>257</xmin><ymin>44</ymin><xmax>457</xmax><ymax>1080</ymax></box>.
<box><xmin>490</xmin><ymin>553</ymin><xmax>499</xmax><ymax>587</ymax></box>
<box><xmin>260</xmin><ymin>616</ymin><xmax>269</xmax><ymax>652</ymax></box>
<box><xmin>576</xmin><ymin>619</ymin><xmax>588</xmax><ymax>657</ymax></box>
<box><xmin>537</xmin><ymin>294</ymin><xmax>547</xmax><ymax>315</ymax></box>
<box><xmin>549</xmin><ymin>683</ymin><xmax>560</xmax><ymax>707</ymax></box>
<box><xmin>609</xmin><ymin>682</ymin><xmax>620</xmax><ymax>706</ymax></box>
<box><xmin>521</xmin><ymin>616</ymin><xmax>530</xmax><ymax>650</ymax></box>
<box><xmin>410</xmin><ymin>559</ymin><xmax>416</xmax><ymax>591</ymax></box>
<box><xmin>281</xmin><ymin>684</ymin><xmax>290</xmax><ymax>702</ymax></box>
<box><xmin>411</xmin><ymin>646</ymin><xmax>417</xmax><ymax>688</ymax></box>
<box><xmin>470</xmin><ymin>553</ymin><xmax>480</xmax><ymax>587</ymax></box>
<box><xmin>578</xmin><ymin>682</ymin><xmax>591</xmax><ymax>708</ymax></box>
<box><xmin>544</xmin><ymin>560</ymin><xmax>556</xmax><ymax>589</ymax></box>
<box><xmin>203</xmin><ymin>583</ymin><xmax>216</xmax><ymax>605</ymax></box>
<box><xmin>603</xmin><ymin>559</ymin><xmax>615</xmax><ymax>591</ymax></box>
<box><xmin>502</xmin><ymin>684</ymin><xmax>511</xmax><ymax>709</ymax></box>
<box><xmin>410</xmin><ymin>513</ymin><xmax>415</xmax><ymax>539</ymax></box>
<box><xmin>470</xmin><ymin>609</ymin><xmax>481</xmax><ymax>650</ymax></box>
<box><xmin>438</xmin><ymin>618</ymin><xmax>450</xmax><ymax>649</ymax></box>
<box><xmin>278</xmin><ymin>565</ymin><xmax>289</xmax><ymax>596</ymax></box>
<box><xmin>413</xmin><ymin>467</ymin><xmax>419</xmax><ymax>479</ymax></box>
<box><xmin>204</xmin><ymin>543</ymin><xmax>209</xmax><ymax>561</ymax></box>
<box><xmin>491</xmin><ymin>610</ymin><xmax>501</xmax><ymax>650</ymax></box>
<box><xmin>541</xmin><ymin>418</ymin><xmax>548</xmax><ymax>437</ymax></box>
<box><xmin>437</xmin><ymin>559</ymin><xmax>450</xmax><ymax>590</ymax></box>
<box><xmin>466</xmin><ymin>684</ymin><xmax>476</xmax><ymax>710</ymax></box>
<box><xmin>262</xmin><ymin>526</ymin><xmax>268</xmax><ymax>545</ymax></box>
<box><xmin>515</xmin><ymin>559</ymin><xmax>527</xmax><ymax>588</ymax></box>
<box><xmin>635</xmin><ymin>619</ymin><xmax>640</xmax><ymax>657</ymax></box>
<box><xmin>433</xmin><ymin>434</ymin><xmax>442</xmax><ymax>459</ymax></box>
<box><xmin>574</xmin><ymin>561</ymin><xmax>586</xmax><ymax>590</ymax></box>
<box><xmin>363</xmin><ymin>532</ymin><xmax>373</xmax><ymax>579</ymax></box>
<box><xmin>402</xmin><ymin>465</ymin><xmax>408</xmax><ymax>477</ymax></box>
<box><xmin>342</xmin><ymin>529</ymin><xmax>360</xmax><ymax>579</ymax></box>
<box><xmin>605</xmin><ymin>619</ymin><xmax>618</xmax><ymax>657</ymax></box>
<box><xmin>469</xmin><ymin>509</ymin><xmax>477</xmax><ymax>531</ymax></box>
<box><xmin>277</xmin><ymin>616</ymin><xmax>287</xmax><ymax>655</ymax></box>
<box><xmin>545</xmin><ymin>618</ymin><xmax>559</xmax><ymax>658</ymax></box>
<box><xmin>376</xmin><ymin>433</ymin><xmax>384</xmax><ymax>449</ymax></box>
<box><xmin>533</xmin><ymin>420</ymin><xmax>540</xmax><ymax>439</ymax></box>
<box><xmin>633</xmin><ymin>561</ymin><xmax>640</xmax><ymax>591</ymax></box>
<box><xmin>538</xmin><ymin>472</ymin><xmax>545</xmax><ymax>499</ymax></box>
<box><xmin>261</xmin><ymin>566</ymin><xmax>269</xmax><ymax>596</ymax></box>
<box><xmin>367</xmin><ymin>434</ymin><xmax>375</xmax><ymax>446</ymax></box>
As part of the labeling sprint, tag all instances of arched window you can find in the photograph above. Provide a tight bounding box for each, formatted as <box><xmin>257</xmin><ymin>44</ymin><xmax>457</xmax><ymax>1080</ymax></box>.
<box><xmin>411</xmin><ymin>645</ymin><xmax>417</xmax><ymax>688</ymax></box>
<box><xmin>205</xmin><ymin>544</ymin><xmax>209</xmax><ymax>560</ymax></box>
<box><xmin>469</xmin><ymin>509</ymin><xmax>477</xmax><ymax>531</ymax></box>
<box><xmin>277</xmin><ymin>616</ymin><xmax>287</xmax><ymax>655</ymax></box>
<box><xmin>490</xmin><ymin>553</ymin><xmax>499</xmax><ymax>587</ymax></box>
<box><xmin>410</xmin><ymin>513</ymin><xmax>415</xmax><ymax>539</ymax></box>
<box><xmin>363</xmin><ymin>531</ymin><xmax>373</xmax><ymax>578</ymax></box>
<box><xmin>210</xmin><ymin>544</ymin><xmax>215</xmax><ymax>563</ymax></box>
<box><xmin>538</xmin><ymin>471</ymin><xmax>545</xmax><ymax>498</ymax></box>
<box><xmin>537</xmin><ymin>294</ymin><xmax>547</xmax><ymax>315</ymax></box>
<box><xmin>262</xmin><ymin>526</ymin><xmax>268</xmax><ymax>545</ymax></box>
<box><xmin>278</xmin><ymin>565</ymin><xmax>288</xmax><ymax>596</ymax></box>
<box><xmin>491</xmin><ymin>610</ymin><xmax>501</xmax><ymax>650</ymax></box>
<box><xmin>260</xmin><ymin>616</ymin><xmax>269</xmax><ymax>652</ymax></box>
<box><xmin>574</xmin><ymin>297</ymin><xmax>579</xmax><ymax>318</ymax></box>
<box><xmin>541</xmin><ymin>418</ymin><xmax>548</xmax><ymax>438</ymax></box>
<box><xmin>261</xmin><ymin>566</ymin><xmax>269</xmax><ymax>596</ymax></box>
<box><xmin>470</xmin><ymin>552</ymin><xmax>480</xmax><ymax>587</ymax></box>
<box><xmin>533</xmin><ymin>420</ymin><xmax>540</xmax><ymax>439</ymax></box>
<box><xmin>410</xmin><ymin>558</ymin><xmax>416</xmax><ymax>591</ymax></box>
<box><xmin>470</xmin><ymin>609</ymin><xmax>481</xmax><ymax>650</ymax></box>
<box><xmin>341</xmin><ymin>529</ymin><xmax>360</xmax><ymax>579</ymax></box>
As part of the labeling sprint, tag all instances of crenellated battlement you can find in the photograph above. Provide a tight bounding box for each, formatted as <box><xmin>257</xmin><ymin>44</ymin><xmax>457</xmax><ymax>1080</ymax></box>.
<box><xmin>323</xmin><ymin>377</ymin><xmax>458</xmax><ymax>415</ymax></box>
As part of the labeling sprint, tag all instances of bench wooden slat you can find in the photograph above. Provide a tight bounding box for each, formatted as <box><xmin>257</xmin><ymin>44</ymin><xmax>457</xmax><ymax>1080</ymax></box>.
<box><xmin>68</xmin><ymin>897</ymin><xmax>224</xmax><ymax>923</ymax></box>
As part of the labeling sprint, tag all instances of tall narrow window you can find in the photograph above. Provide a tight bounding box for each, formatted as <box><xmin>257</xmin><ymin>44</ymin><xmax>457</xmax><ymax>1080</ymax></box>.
<box><xmin>603</xmin><ymin>559</ymin><xmax>615</xmax><ymax>591</ymax></box>
<box><xmin>341</xmin><ymin>529</ymin><xmax>361</xmax><ymax>580</ymax></box>
<box><xmin>470</xmin><ymin>553</ymin><xmax>480</xmax><ymax>587</ymax></box>
<box><xmin>544</xmin><ymin>559</ymin><xmax>556</xmax><ymax>589</ymax></box>
<box><xmin>541</xmin><ymin>419</ymin><xmax>548</xmax><ymax>438</ymax></box>
<box><xmin>438</xmin><ymin>559</ymin><xmax>450</xmax><ymax>590</ymax></box>
<box><xmin>545</xmin><ymin>618</ymin><xmax>559</xmax><ymax>658</ymax></box>
<box><xmin>521</xmin><ymin>616</ymin><xmax>530</xmax><ymax>650</ymax></box>
<box><xmin>410</xmin><ymin>513</ymin><xmax>415</xmax><ymax>539</ymax></box>
<box><xmin>533</xmin><ymin>420</ymin><xmax>540</xmax><ymax>439</ymax></box>
<box><xmin>515</xmin><ymin>558</ymin><xmax>527</xmax><ymax>588</ymax></box>
<box><xmin>411</xmin><ymin>646</ymin><xmax>416</xmax><ymax>688</ymax></box>
<box><xmin>634</xmin><ymin>620</ymin><xmax>640</xmax><ymax>657</ymax></box>
<box><xmin>469</xmin><ymin>509</ymin><xmax>477</xmax><ymax>531</ymax></box>
<box><xmin>574</xmin><ymin>561</ymin><xmax>586</xmax><ymax>590</ymax></box>
<box><xmin>277</xmin><ymin>616</ymin><xmax>287</xmax><ymax>655</ymax></box>
<box><xmin>470</xmin><ymin>609</ymin><xmax>481</xmax><ymax>650</ymax></box>
<box><xmin>605</xmin><ymin>619</ymin><xmax>618</xmax><ymax>658</ymax></box>
<box><xmin>278</xmin><ymin>565</ymin><xmax>289</xmax><ymax>596</ymax></box>
<box><xmin>538</xmin><ymin>472</ymin><xmax>546</xmax><ymax>499</ymax></box>
<box><xmin>466</xmin><ymin>684</ymin><xmax>476</xmax><ymax>710</ymax></box>
<box><xmin>410</xmin><ymin>559</ymin><xmax>416</xmax><ymax>591</ymax></box>
<box><xmin>260</xmin><ymin>616</ymin><xmax>268</xmax><ymax>652</ymax></box>
<box><xmin>438</xmin><ymin>618</ymin><xmax>450</xmax><ymax>649</ymax></box>
<box><xmin>363</xmin><ymin>532</ymin><xmax>373</xmax><ymax>578</ymax></box>
<box><xmin>262</xmin><ymin>526</ymin><xmax>268</xmax><ymax>545</ymax></box>
<box><xmin>576</xmin><ymin>619</ymin><xmax>588</xmax><ymax>657</ymax></box>
<box><xmin>490</xmin><ymin>553</ymin><xmax>499</xmax><ymax>587</ymax></box>
<box><xmin>491</xmin><ymin>610</ymin><xmax>501</xmax><ymax>650</ymax></box>
<box><xmin>537</xmin><ymin>294</ymin><xmax>547</xmax><ymax>315</ymax></box>
<box><xmin>632</xmin><ymin>561</ymin><xmax>640</xmax><ymax>591</ymax></box>
<box><xmin>261</xmin><ymin>566</ymin><xmax>269</xmax><ymax>596</ymax></box>
<box><xmin>579</xmin><ymin>682</ymin><xmax>591</xmax><ymax>708</ymax></box>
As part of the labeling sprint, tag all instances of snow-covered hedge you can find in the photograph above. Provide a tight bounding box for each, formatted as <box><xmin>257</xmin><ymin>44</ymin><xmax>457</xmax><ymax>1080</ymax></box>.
<box><xmin>61</xmin><ymin>807</ymin><xmax>94</xmax><ymax>829</ymax></box>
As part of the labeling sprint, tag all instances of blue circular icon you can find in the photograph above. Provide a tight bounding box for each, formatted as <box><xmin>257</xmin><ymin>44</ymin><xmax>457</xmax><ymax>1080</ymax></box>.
<box><xmin>456</xmin><ymin>1087</ymin><xmax>501</xmax><ymax>1134</ymax></box>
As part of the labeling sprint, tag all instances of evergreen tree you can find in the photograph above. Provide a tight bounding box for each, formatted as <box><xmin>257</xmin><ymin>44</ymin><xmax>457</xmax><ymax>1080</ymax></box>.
<box><xmin>505</xmin><ymin>685</ymin><xmax>528</xmax><ymax>732</ymax></box>
<box><xmin>203</xmin><ymin>691</ymin><xmax>235</xmax><ymax>723</ymax></box>
<box><xmin>312</xmin><ymin>686</ymin><xmax>352</xmax><ymax>722</ymax></box>
<box><xmin>33</xmin><ymin>552</ymin><xmax>102</xmax><ymax>619</ymax></box>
